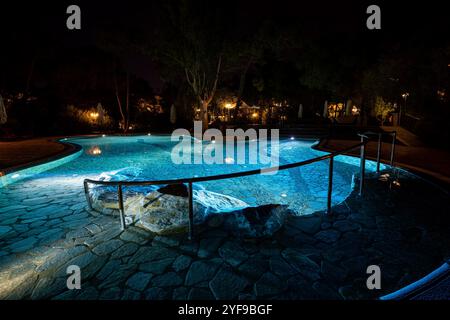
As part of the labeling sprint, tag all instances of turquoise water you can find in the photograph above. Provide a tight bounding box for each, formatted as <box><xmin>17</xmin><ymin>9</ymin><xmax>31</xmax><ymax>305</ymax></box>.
<box><xmin>1</xmin><ymin>135</ymin><xmax>385</xmax><ymax>215</ymax></box>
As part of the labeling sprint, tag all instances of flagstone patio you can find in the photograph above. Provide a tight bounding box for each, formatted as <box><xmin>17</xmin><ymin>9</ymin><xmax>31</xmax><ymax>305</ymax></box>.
<box><xmin>0</xmin><ymin>170</ymin><xmax>449</xmax><ymax>300</ymax></box>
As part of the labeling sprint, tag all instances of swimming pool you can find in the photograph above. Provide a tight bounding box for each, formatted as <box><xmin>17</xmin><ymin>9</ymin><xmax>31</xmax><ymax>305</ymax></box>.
<box><xmin>1</xmin><ymin>135</ymin><xmax>385</xmax><ymax>216</ymax></box>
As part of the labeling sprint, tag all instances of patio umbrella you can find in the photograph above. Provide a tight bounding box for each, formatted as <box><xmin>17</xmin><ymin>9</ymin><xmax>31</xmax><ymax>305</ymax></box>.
<box><xmin>345</xmin><ymin>100</ymin><xmax>352</xmax><ymax>116</ymax></box>
<box><xmin>170</xmin><ymin>104</ymin><xmax>177</xmax><ymax>124</ymax></box>
<box><xmin>96</xmin><ymin>102</ymin><xmax>104</xmax><ymax>123</ymax></box>
<box><xmin>297</xmin><ymin>104</ymin><xmax>303</xmax><ymax>119</ymax></box>
<box><xmin>0</xmin><ymin>94</ymin><xmax>7</xmax><ymax>125</ymax></box>
<box><xmin>323</xmin><ymin>100</ymin><xmax>328</xmax><ymax>118</ymax></box>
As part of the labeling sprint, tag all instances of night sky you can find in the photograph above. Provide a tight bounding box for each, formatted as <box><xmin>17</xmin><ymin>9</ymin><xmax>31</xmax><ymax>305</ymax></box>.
<box><xmin>1</xmin><ymin>0</ymin><xmax>449</xmax><ymax>90</ymax></box>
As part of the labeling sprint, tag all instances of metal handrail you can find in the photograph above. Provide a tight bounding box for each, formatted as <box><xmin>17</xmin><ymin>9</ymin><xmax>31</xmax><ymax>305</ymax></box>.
<box><xmin>83</xmin><ymin>131</ymin><xmax>396</xmax><ymax>239</ymax></box>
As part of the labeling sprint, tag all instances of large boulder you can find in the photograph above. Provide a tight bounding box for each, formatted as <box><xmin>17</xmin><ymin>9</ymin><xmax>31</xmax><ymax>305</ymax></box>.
<box><xmin>207</xmin><ymin>204</ymin><xmax>291</xmax><ymax>238</ymax></box>
<box><xmin>89</xmin><ymin>181</ymin><xmax>252</xmax><ymax>235</ymax></box>
<box><xmin>134</xmin><ymin>185</ymin><xmax>249</xmax><ymax>235</ymax></box>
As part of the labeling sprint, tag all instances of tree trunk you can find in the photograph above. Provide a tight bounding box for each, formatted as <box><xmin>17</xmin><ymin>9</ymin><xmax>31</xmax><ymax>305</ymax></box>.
<box><xmin>113</xmin><ymin>66</ymin><xmax>127</xmax><ymax>133</ymax></box>
<box><xmin>234</xmin><ymin>59</ymin><xmax>252</xmax><ymax>119</ymax></box>
<box><xmin>201</xmin><ymin>99</ymin><xmax>209</xmax><ymax>130</ymax></box>
<box><xmin>125</xmin><ymin>71</ymin><xmax>130</xmax><ymax>131</ymax></box>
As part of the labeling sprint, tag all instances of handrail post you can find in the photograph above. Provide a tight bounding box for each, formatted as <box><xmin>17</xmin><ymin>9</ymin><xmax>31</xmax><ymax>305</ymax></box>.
<box><xmin>327</xmin><ymin>157</ymin><xmax>334</xmax><ymax>215</ymax></box>
<box><xmin>188</xmin><ymin>182</ymin><xmax>194</xmax><ymax>240</ymax></box>
<box><xmin>376</xmin><ymin>133</ymin><xmax>382</xmax><ymax>173</ymax></box>
<box><xmin>390</xmin><ymin>131</ymin><xmax>396</xmax><ymax>167</ymax></box>
<box><xmin>359</xmin><ymin>136</ymin><xmax>366</xmax><ymax>196</ymax></box>
<box><xmin>83</xmin><ymin>180</ymin><xmax>93</xmax><ymax>210</ymax></box>
<box><xmin>118</xmin><ymin>184</ymin><xmax>126</xmax><ymax>231</ymax></box>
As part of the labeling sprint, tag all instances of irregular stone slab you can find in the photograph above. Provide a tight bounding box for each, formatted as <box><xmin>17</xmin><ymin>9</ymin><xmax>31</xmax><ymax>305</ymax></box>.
<box><xmin>85</xmin><ymin>224</ymin><xmax>102</xmax><ymax>234</ymax></box>
<box><xmin>340</xmin><ymin>256</ymin><xmax>368</xmax><ymax>276</ymax></box>
<box><xmin>75</xmin><ymin>286</ymin><xmax>100</xmax><ymax>300</ymax></box>
<box><xmin>121</xmin><ymin>289</ymin><xmax>141</xmax><ymax>300</ymax></box>
<box><xmin>209</xmin><ymin>267</ymin><xmax>249</xmax><ymax>300</ymax></box>
<box><xmin>92</xmin><ymin>239</ymin><xmax>124</xmax><ymax>256</ymax></box>
<box><xmin>281</xmin><ymin>249</ymin><xmax>320</xmax><ymax>281</ymax></box>
<box><xmin>120</xmin><ymin>228</ymin><xmax>149</xmax><ymax>244</ymax></box>
<box><xmin>145</xmin><ymin>287</ymin><xmax>169</xmax><ymax>300</ymax></box>
<box><xmin>0</xmin><ymin>204</ymin><xmax>27</xmax><ymax>213</ymax></box>
<box><xmin>96</xmin><ymin>260</ymin><xmax>121</xmax><ymax>281</ymax></box>
<box><xmin>187</xmin><ymin>288</ymin><xmax>214</xmax><ymax>300</ymax></box>
<box><xmin>285</xmin><ymin>274</ymin><xmax>312</xmax><ymax>299</ymax></box>
<box><xmin>100</xmin><ymin>287</ymin><xmax>122</xmax><ymax>300</ymax></box>
<box><xmin>254</xmin><ymin>272</ymin><xmax>286</xmax><ymax>297</ymax></box>
<box><xmin>172</xmin><ymin>255</ymin><xmax>192</xmax><ymax>272</ymax></box>
<box><xmin>0</xmin><ymin>225</ymin><xmax>12</xmax><ymax>236</ymax></box>
<box><xmin>139</xmin><ymin>258</ymin><xmax>174</xmax><ymax>274</ymax></box>
<box><xmin>218</xmin><ymin>241</ymin><xmax>248</xmax><ymax>267</ymax></box>
<box><xmin>198</xmin><ymin>237</ymin><xmax>223</xmax><ymax>258</ymax></box>
<box><xmin>238</xmin><ymin>256</ymin><xmax>269</xmax><ymax>280</ymax></box>
<box><xmin>153</xmin><ymin>235</ymin><xmax>180</xmax><ymax>247</ymax></box>
<box><xmin>185</xmin><ymin>259</ymin><xmax>222</xmax><ymax>286</ymax></box>
<box><xmin>270</xmin><ymin>257</ymin><xmax>298</xmax><ymax>278</ymax></box>
<box><xmin>129</xmin><ymin>246</ymin><xmax>177</xmax><ymax>265</ymax></box>
<box><xmin>173</xmin><ymin>287</ymin><xmax>189</xmax><ymax>300</ymax></box>
<box><xmin>110</xmin><ymin>243</ymin><xmax>139</xmax><ymax>259</ymax></box>
<box><xmin>333</xmin><ymin>220</ymin><xmax>360</xmax><ymax>232</ymax></box>
<box><xmin>10</xmin><ymin>237</ymin><xmax>37</xmax><ymax>253</ymax></box>
<box><xmin>54</xmin><ymin>252</ymin><xmax>97</xmax><ymax>278</ymax></box>
<box><xmin>30</xmin><ymin>276</ymin><xmax>65</xmax><ymax>300</ymax></box>
<box><xmin>84</xmin><ymin>227</ymin><xmax>122</xmax><ymax>248</ymax></box>
<box><xmin>36</xmin><ymin>246</ymin><xmax>88</xmax><ymax>273</ymax></box>
<box><xmin>98</xmin><ymin>265</ymin><xmax>136</xmax><ymax>290</ymax></box>
<box><xmin>151</xmin><ymin>272</ymin><xmax>183</xmax><ymax>287</ymax></box>
<box><xmin>288</xmin><ymin>215</ymin><xmax>322</xmax><ymax>235</ymax></box>
<box><xmin>321</xmin><ymin>260</ymin><xmax>348</xmax><ymax>282</ymax></box>
<box><xmin>82</xmin><ymin>255</ymin><xmax>108</xmax><ymax>280</ymax></box>
<box><xmin>315</xmin><ymin>230</ymin><xmax>341</xmax><ymax>243</ymax></box>
<box><xmin>126</xmin><ymin>272</ymin><xmax>152</xmax><ymax>291</ymax></box>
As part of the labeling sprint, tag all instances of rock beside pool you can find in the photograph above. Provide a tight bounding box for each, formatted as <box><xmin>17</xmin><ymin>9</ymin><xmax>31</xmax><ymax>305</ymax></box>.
<box><xmin>90</xmin><ymin>182</ymin><xmax>251</xmax><ymax>235</ymax></box>
<box><xmin>135</xmin><ymin>190</ymin><xmax>199</xmax><ymax>234</ymax></box>
<box><xmin>193</xmin><ymin>189</ymin><xmax>249</xmax><ymax>213</ymax></box>
<box><xmin>207</xmin><ymin>204</ymin><xmax>291</xmax><ymax>238</ymax></box>
<box><xmin>135</xmin><ymin>187</ymin><xmax>249</xmax><ymax>235</ymax></box>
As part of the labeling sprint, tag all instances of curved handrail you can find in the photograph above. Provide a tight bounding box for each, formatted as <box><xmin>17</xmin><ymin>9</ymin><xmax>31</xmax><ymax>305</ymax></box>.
<box><xmin>83</xmin><ymin>141</ymin><xmax>365</xmax><ymax>187</ymax></box>
<box><xmin>83</xmin><ymin>132</ymin><xmax>396</xmax><ymax>239</ymax></box>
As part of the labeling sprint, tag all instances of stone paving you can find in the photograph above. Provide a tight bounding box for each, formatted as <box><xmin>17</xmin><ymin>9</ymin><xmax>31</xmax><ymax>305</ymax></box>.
<box><xmin>0</xmin><ymin>169</ymin><xmax>449</xmax><ymax>300</ymax></box>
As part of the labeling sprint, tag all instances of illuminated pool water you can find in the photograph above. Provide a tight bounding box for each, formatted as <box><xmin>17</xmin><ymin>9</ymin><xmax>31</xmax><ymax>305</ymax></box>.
<box><xmin>1</xmin><ymin>135</ymin><xmax>386</xmax><ymax>215</ymax></box>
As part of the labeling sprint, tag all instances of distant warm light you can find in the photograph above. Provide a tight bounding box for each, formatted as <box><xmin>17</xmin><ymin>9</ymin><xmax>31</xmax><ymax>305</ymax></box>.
<box><xmin>89</xmin><ymin>112</ymin><xmax>99</xmax><ymax>119</ymax></box>
<box><xmin>401</xmin><ymin>92</ymin><xmax>410</xmax><ymax>99</ymax></box>
<box><xmin>102</xmin><ymin>134</ymin><xmax>106</xmax><ymax>137</ymax></box>
<box><xmin>251</xmin><ymin>112</ymin><xmax>259</xmax><ymax>119</ymax></box>
<box><xmin>87</xmin><ymin>146</ymin><xmax>102</xmax><ymax>156</ymax></box>
<box><xmin>224</xmin><ymin>102</ymin><xmax>236</xmax><ymax>109</ymax></box>
<box><xmin>224</xmin><ymin>157</ymin><xmax>234</xmax><ymax>164</ymax></box>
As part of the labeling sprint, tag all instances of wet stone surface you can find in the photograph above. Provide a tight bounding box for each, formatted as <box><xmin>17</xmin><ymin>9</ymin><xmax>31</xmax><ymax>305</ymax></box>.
<box><xmin>0</xmin><ymin>170</ymin><xmax>449</xmax><ymax>300</ymax></box>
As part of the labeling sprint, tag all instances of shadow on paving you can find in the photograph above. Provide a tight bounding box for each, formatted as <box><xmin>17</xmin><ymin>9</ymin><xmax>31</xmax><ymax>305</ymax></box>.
<box><xmin>0</xmin><ymin>169</ymin><xmax>449</xmax><ymax>300</ymax></box>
